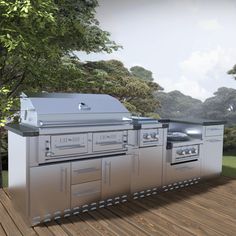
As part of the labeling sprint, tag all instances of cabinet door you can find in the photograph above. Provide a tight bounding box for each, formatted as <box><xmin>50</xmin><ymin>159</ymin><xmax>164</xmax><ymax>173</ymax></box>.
<box><xmin>102</xmin><ymin>155</ymin><xmax>131</xmax><ymax>199</ymax></box>
<box><xmin>202</xmin><ymin>138</ymin><xmax>223</xmax><ymax>177</ymax></box>
<box><xmin>30</xmin><ymin>163</ymin><xmax>70</xmax><ymax>221</ymax></box>
<box><xmin>131</xmin><ymin>146</ymin><xmax>163</xmax><ymax>193</ymax></box>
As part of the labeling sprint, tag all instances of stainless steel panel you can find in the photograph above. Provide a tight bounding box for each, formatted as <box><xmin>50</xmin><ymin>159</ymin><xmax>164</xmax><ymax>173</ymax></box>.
<box><xmin>29</xmin><ymin>163</ymin><xmax>70</xmax><ymax>220</ymax></box>
<box><xmin>172</xmin><ymin>145</ymin><xmax>199</xmax><ymax>163</ymax></box>
<box><xmin>8</xmin><ymin>131</ymin><xmax>29</xmax><ymax>219</ymax></box>
<box><xmin>205</xmin><ymin>125</ymin><xmax>224</xmax><ymax>137</ymax></box>
<box><xmin>131</xmin><ymin>146</ymin><xmax>163</xmax><ymax>193</ymax></box>
<box><xmin>71</xmin><ymin>181</ymin><xmax>101</xmax><ymax>208</ymax></box>
<box><xmin>93</xmin><ymin>131</ymin><xmax>125</xmax><ymax>152</ymax></box>
<box><xmin>139</xmin><ymin>128</ymin><xmax>163</xmax><ymax>147</ymax></box>
<box><xmin>202</xmin><ymin>137</ymin><xmax>223</xmax><ymax>178</ymax></box>
<box><xmin>51</xmin><ymin>133</ymin><xmax>88</xmax><ymax>156</ymax></box>
<box><xmin>165</xmin><ymin>160</ymin><xmax>201</xmax><ymax>185</ymax></box>
<box><xmin>102</xmin><ymin>155</ymin><xmax>131</xmax><ymax>199</ymax></box>
<box><xmin>72</xmin><ymin>159</ymin><xmax>101</xmax><ymax>184</ymax></box>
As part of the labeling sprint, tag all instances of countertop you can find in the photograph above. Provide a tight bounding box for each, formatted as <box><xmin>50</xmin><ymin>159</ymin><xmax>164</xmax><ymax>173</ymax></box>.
<box><xmin>5</xmin><ymin>124</ymin><xmax>39</xmax><ymax>137</ymax></box>
<box><xmin>158</xmin><ymin>118</ymin><xmax>226</xmax><ymax>126</ymax></box>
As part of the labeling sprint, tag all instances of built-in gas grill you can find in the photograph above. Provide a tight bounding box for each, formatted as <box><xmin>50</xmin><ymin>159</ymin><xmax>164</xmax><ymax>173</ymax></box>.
<box><xmin>6</xmin><ymin>93</ymin><xmax>138</xmax><ymax>226</ymax></box>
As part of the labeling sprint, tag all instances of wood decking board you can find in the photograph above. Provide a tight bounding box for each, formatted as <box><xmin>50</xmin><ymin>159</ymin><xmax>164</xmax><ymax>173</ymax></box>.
<box><xmin>0</xmin><ymin>176</ymin><xmax>236</xmax><ymax>236</ymax></box>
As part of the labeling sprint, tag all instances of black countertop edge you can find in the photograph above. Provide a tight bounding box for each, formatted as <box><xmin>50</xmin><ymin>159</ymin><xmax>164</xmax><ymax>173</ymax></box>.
<box><xmin>4</xmin><ymin>124</ymin><xmax>39</xmax><ymax>137</ymax></box>
<box><xmin>158</xmin><ymin>118</ymin><xmax>226</xmax><ymax>126</ymax></box>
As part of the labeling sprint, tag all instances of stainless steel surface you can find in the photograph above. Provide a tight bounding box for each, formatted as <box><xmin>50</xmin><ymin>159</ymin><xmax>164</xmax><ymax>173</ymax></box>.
<box><xmin>171</xmin><ymin>144</ymin><xmax>199</xmax><ymax>163</ymax></box>
<box><xmin>202</xmin><ymin>125</ymin><xmax>224</xmax><ymax>178</ymax></box>
<box><xmin>204</xmin><ymin>125</ymin><xmax>224</xmax><ymax>137</ymax></box>
<box><xmin>9</xmin><ymin>92</ymin><xmax>225</xmax><ymax>226</ymax></box>
<box><xmin>72</xmin><ymin>159</ymin><xmax>101</xmax><ymax>184</ymax></box>
<box><xmin>29</xmin><ymin>163</ymin><xmax>70</xmax><ymax>224</ymax></box>
<box><xmin>20</xmin><ymin>93</ymin><xmax>131</xmax><ymax>127</ymax></box>
<box><xmin>8</xmin><ymin>132</ymin><xmax>29</xmax><ymax>219</ymax></box>
<box><xmin>71</xmin><ymin>180</ymin><xmax>101</xmax><ymax>208</ymax></box>
<box><xmin>131</xmin><ymin>146</ymin><xmax>163</xmax><ymax>193</ymax></box>
<box><xmin>102</xmin><ymin>155</ymin><xmax>131</xmax><ymax>199</ymax></box>
<box><xmin>139</xmin><ymin>128</ymin><xmax>163</xmax><ymax>147</ymax></box>
<box><xmin>92</xmin><ymin>131</ymin><xmax>127</xmax><ymax>152</ymax></box>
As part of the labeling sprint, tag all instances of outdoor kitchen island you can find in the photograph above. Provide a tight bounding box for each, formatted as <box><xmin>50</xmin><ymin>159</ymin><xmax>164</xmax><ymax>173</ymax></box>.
<box><xmin>5</xmin><ymin>93</ymin><xmax>168</xmax><ymax>226</ymax></box>
<box><xmin>5</xmin><ymin>93</ymin><xmax>226</xmax><ymax>226</ymax></box>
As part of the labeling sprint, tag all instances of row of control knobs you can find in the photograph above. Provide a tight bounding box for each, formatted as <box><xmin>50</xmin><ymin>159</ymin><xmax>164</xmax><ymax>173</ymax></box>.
<box><xmin>176</xmin><ymin>147</ymin><xmax>197</xmax><ymax>155</ymax></box>
<box><xmin>143</xmin><ymin>133</ymin><xmax>159</xmax><ymax>140</ymax></box>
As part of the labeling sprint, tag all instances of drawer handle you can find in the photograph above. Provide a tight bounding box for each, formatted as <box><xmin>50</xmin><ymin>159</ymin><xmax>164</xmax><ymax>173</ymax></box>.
<box><xmin>95</xmin><ymin>141</ymin><xmax>123</xmax><ymax>146</ymax></box>
<box><xmin>73</xmin><ymin>167</ymin><xmax>100</xmax><ymax>174</ymax></box>
<box><xmin>207</xmin><ymin>139</ymin><xmax>222</xmax><ymax>143</ymax></box>
<box><xmin>55</xmin><ymin>144</ymin><xmax>86</xmax><ymax>150</ymax></box>
<box><xmin>73</xmin><ymin>190</ymin><xmax>100</xmax><ymax>197</ymax></box>
<box><xmin>175</xmin><ymin>166</ymin><xmax>195</xmax><ymax>170</ymax></box>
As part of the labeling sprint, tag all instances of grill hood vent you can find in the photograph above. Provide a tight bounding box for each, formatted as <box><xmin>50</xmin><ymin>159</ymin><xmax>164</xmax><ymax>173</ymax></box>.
<box><xmin>20</xmin><ymin>93</ymin><xmax>131</xmax><ymax>127</ymax></box>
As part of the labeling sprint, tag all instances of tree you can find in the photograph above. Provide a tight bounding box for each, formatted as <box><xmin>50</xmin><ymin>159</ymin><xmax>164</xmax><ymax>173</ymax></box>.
<box><xmin>42</xmin><ymin>58</ymin><xmax>162</xmax><ymax>115</ymax></box>
<box><xmin>202</xmin><ymin>87</ymin><xmax>236</xmax><ymax>124</ymax></box>
<box><xmin>228</xmin><ymin>64</ymin><xmax>236</xmax><ymax>79</ymax></box>
<box><xmin>154</xmin><ymin>90</ymin><xmax>202</xmax><ymax>118</ymax></box>
<box><xmin>130</xmin><ymin>66</ymin><xmax>154</xmax><ymax>81</ymax></box>
<box><xmin>0</xmin><ymin>0</ymin><xmax>118</xmax><ymax>125</ymax></box>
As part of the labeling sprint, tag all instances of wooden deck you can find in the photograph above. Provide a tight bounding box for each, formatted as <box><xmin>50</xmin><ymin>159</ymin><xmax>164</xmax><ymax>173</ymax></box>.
<box><xmin>0</xmin><ymin>176</ymin><xmax>236</xmax><ymax>236</ymax></box>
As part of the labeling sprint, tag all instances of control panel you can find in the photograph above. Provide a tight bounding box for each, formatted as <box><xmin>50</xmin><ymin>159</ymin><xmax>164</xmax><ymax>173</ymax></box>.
<box><xmin>139</xmin><ymin>129</ymin><xmax>163</xmax><ymax>147</ymax></box>
<box><xmin>172</xmin><ymin>145</ymin><xmax>199</xmax><ymax>163</ymax></box>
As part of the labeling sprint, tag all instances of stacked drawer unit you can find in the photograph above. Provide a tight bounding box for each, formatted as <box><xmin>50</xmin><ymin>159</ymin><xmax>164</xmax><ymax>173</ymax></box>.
<box><xmin>71</xmin><ymin>159</ymin><xmax>102</xmax><ymax>212</ymax></box>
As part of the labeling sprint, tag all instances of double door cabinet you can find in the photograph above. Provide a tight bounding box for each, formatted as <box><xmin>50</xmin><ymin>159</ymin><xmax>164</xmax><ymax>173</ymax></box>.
<box><xmin>29</xmin><ymin>151</ymin><xmax>162</xmax><ymax>222</ymax></box>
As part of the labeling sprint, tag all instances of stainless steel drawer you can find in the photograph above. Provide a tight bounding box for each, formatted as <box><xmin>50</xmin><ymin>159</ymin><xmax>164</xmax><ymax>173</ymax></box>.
<box><xmin>205</xmin><ymin>125</ymin><xmax>224</xmax><ymax>137</ymax></box>
<box><xmin>71</xmin><ymin>180</ymin><xmax>101</xmax><ymax>208</ymax></box>
<box><xmin>165</xmin><ymin>160</ymin><xmax>201</xmax><ymax>185</ymax></box>
<box><xmin>51</xmin><ymin>133</ymin><xmax>88</xmax><ymax>156</ymax></box>
<box><xmin>92</xmin><ymin>131</ymin><xmax>125</xmax><ymax>152</ymax></box>
<box><xmin>72</xmin><ymin>159</ymin><xmax>101</xmax><ymax>184</ymax></box>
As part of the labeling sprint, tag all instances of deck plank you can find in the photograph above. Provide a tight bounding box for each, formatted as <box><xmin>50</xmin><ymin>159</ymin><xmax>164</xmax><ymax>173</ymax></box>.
<box><xmin>0</xmin><ymin>200</ymin><xmax>23</xmax><ymax>236</ymax></box>
<box><xmin>117</xmin><ymin>202</ymin><xmax>193</xmax><ymax>236</ymax></box>
<box><xmin>178</xmin><ymin>188</ymin><xmax>236</xmax><ymax>220</ymax></box>
<box><xmin>109</xmin><ymin>203</ymin><xmax>174</xmax><ymax>236</ymax></box>
<box><xmin>78</xmin><ymin>211</ymin><xmax>119</xmax><ymax>236</ymax></box>
<box><xmin>1</xmin><ymin>176</ymin><xmax>236</xmax><ymax>236</ymax></box>
<box><xmin>34</xmin><ymin>226</ymin><xmax>54</xmax><ymax>236</ymax></box>
<box><xmin>0</xmin><ymin>223</ymin><xmax>7</xmax><ymax>236</ymax></box>
<box><xmin>45</xmin><ymin>221</ymin><xmax>69</xmax><ymax>236</ymax></box>
<box><xmin>135</xmin><ymin>198</ymin><xmax>223</xmax><ymax>236</ymax></box>
<box><xmin>0</xmin><ymin>190</ymin><xmax>37</xmax><ymax>236</ymax></box>
<box><xmin>90</xmin><ymin>208</ymin><xmax>148</xmax><ymax>236</ymax></box>
<box><xmin>153</xmin><ymin>192</ymin><xmax>236</xmax><ymax>235</ymax></box>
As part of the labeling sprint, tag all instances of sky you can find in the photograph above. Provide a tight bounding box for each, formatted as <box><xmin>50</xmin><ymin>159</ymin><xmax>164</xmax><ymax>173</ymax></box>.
<box><xmin>77</xmin><ymin>0</ymin><xmax>236</xmax><ymax>101</ymax></box>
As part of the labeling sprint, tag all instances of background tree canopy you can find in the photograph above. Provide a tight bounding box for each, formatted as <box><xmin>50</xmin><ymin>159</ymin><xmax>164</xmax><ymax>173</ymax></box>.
<box><xmin>228</xmin><ymin>64</ymin><xmax>236</xmax><ymax>80</ymax></box>
<box><xmin>0</xmin><ymin>0</ymin><xmax>118</xmax><ymax>125</ymax></box>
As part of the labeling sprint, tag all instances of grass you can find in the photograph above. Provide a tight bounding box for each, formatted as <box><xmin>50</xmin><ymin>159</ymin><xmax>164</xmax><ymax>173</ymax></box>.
<box><xmin>222</xmin><ymin>155</ymin><xmax>236</xmax><ymax>178</ymax></box>
<box><xmin>1</xmin><ymin>156</ymin><xmax>235</xmax><ymax>188</ymax></box>
<box><xmin>2</xmin><ymin>171</ymin><xmax>8</xmax><ymax>188</ymax></box>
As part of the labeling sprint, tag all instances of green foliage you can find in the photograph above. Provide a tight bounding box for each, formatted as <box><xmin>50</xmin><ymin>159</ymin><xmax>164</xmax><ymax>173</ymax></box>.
<box><xmin>0</xmin><ymin>87</ymin><xmax>14</xmax><ymax>127</ymax></box>
<box><xmin>202</xmin><ymin>87</ymin><xmax>236</xmax><ymax>125</ymax></box>
<box><xmin>154</xmin><ymin>90</ymin><xmax>202</xmax><ymax>118</ymax></box>
<box><xmin>130</xmin><ymin>66</ymin><xmax>154</xmax><ymax>81</ymax></box>
<box><xmin>0</xmin><ymin>0</ymin><xmax>118</xmax><ymax>123</ymax></box>
<box><xmin>228</xmin><ymin>64</ymin><xmax>236</xmax><ymax>80</ymax></box>
<box><xmin>224</xmin><ymin>126</ymin><xmax>236</xmax><ymax>153</ymax></box>
<box><xmin>34</xmin><ymin>58</ymin><xmax>162</xmax><ymax>115</ymax></box>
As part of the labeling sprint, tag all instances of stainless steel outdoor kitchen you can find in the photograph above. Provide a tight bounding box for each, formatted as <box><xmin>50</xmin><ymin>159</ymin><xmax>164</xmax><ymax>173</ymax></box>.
<box><xmin>5</xmin><ymin>93</ymin><xmax>226</xmax><ymax>226</ymax></box>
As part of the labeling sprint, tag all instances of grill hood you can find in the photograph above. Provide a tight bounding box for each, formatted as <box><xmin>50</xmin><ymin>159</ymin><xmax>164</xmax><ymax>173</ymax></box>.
<box><xmin>20</xmin><ymin>93</ymin><xmax>131</xmax><ymax>127</ymax></box>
